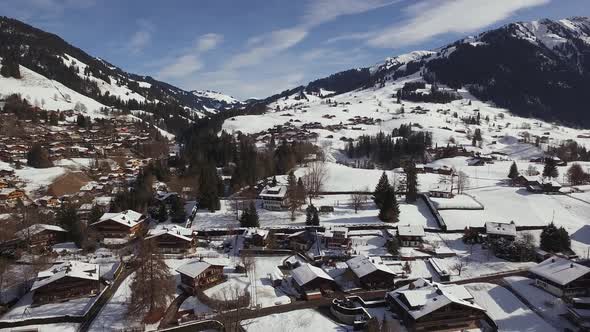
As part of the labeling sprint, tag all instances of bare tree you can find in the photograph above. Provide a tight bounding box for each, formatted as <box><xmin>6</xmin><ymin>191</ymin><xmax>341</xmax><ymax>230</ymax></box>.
<box><xmin>456</xmin><ymin>171</ymin><xmax>470</xmax><ymax>194</ymax></box>
<box><xmin>350</xmin><ymin>190</ymin><xmax>369</xmax><ymax>213</ymax></box>
<box><xmin>302</xmin><ymin>161</ymin><xmax>328</xmax><ymax>203</ymax></box>
<box><xmin>451</xmin><ymin>258</ymin><xmax>467</xmax><ymax>276</ymax></box>
<box><xmin>216</xmin><ymin>284</ymin><xmax>252</xmax><ymax>332</ymax></box>
<box><xmin>526</xmin><ymin>165</ymin><xmax>539</xmax><ymax>176</ymax></box>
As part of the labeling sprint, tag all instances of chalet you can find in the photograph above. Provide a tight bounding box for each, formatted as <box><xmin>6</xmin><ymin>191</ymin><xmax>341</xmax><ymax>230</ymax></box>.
<box><xmin>346</xmin><ymin>255</ymin><xmax>395</xmax><ymax>289</ymax></box>
<box><xmin>287</xmin><ymin>230</ymin><xmax>315</xmax><ymax>251</ymax></box>
<box><xmin>428</xmin><ymin>183</ymin><xmax>453</xmax><ymax>198</ymax></box>
<box><xmin>259</xmin><ymin>185</ymin><xmax>288</xmax><ymax>211</ymax></box>
<box><xmin>566</xmin><ymin>297</ymin><xmax>590</xmax><ymax>330</ymax></box>
<box><xmin>466</xmin><ymin>158</ymin><xmax>485</xmax><ymax>166</ymax></box>
<box><xmin>31</xmin><ymin>261</ymin><xmax>100</xmax><ymax>304</ymax></box>
<box><xmin>323</xmin><ymin>227</ymin><xmax>351</xmax><ymax>250</ymax></box>
<box><xmin>145</xmin><ymin>225</ymin><xmax>195</xmax><ymax>253</ymax></box>
<box><xmin>386</xmin><ymin>278</ymin><xmax>486</xmax><ymax>332</ymax></box>
<box><xmin>485</xmin><ymin>221</ymin><xmax>517</xmax><ymax>241</ymax></box>
<box><xmin>513</xmin><ymin>174</ymin><xmax>537</xmax><ymax>187</ymax></box>
<box><xmin>525</xmin><ymin>177</ymin><xmax>562</xmax><ymax>193</ymax></box>
<box><xmin>397</xmin><ymin>225</ymin><xmax>425</xmax><ymax>247</ymax></box>
<box><xmin>291</xmin><ymin>263</ymin><xmax>335</xmax><ymax>299</ymax></box>
<box><xmin>176</xmin><ymin>259</ymin><xmax>226</xmax><ymax>292</ymax></box>
<box><xmin>243</xmin><ymin>228</ymin><xmax>269</xmax><ymax>248</ymax></box>
<box><xmin>15</xmin><ymin>224</ymin><xmax>67</xmax><ymax>251</ymax></box>
<box><xmin>529</xmin><ymin>256</ymin><xmax>590</xmax><ymax>297</ymax></box>
<box><xmin>0</xmin><ymin>188</ymin><xmax>26</xmax><ymax>202</ymax></box>
<box><xmin>90</xmin><ymin>210</ymin><xmax>147</xmax><ymax>243</ymax></box>
<box><xmin>35</xmin><ymin>195</ymin><xmax>60</xmax><ymax>208</ymax></box>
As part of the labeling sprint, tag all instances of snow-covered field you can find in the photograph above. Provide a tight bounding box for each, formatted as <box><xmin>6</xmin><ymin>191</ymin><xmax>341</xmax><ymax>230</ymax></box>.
<box><xmin>465</xmin><ymin>283</ymin><xmax>556</xmax><ymax>332</ymax></box>
<box><xmin>88</xmin><ymin>273</ymin><xmax>141</xmax><ymax>331</ymax></box>
<box><xmin>241</xmin><ymin>308</ymin><xmax>347</xmax><ymax>332</ymax></box>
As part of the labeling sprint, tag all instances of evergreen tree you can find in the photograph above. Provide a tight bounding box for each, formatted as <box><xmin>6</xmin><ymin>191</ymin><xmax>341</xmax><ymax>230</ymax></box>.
<box><xmin>0</xmin><ymin>55</ymin><xmax>21</xmax><ymax>79</ymax></box>
<box><xmin>157</xmin><ymin>203</ymin><xmax>168</xmax><ymax>222</ymax></box>
<box><xmin>169</xmin><ymin>196</ymin><xmax>186</xmax><ymax>223</ymax></box>
<box><xmin>405</xmin><ymin>161</ymin><xmax>419</xmax><ymax>202</ymax></box>
<box><xmin>128</xmin><ymin>239</ymin><xmax>175</xmax><ymax>317</ymax></box>
<box><xmin>540</xmin><ymin>222</ymin><xmax>571</xmax><ymax>252</ymax></box>
<box><xmin>286</xmin><ymin>171</ymin><xmax>300</xmax><ymax>221</ymax></box>
<box><xmin>56</xmin><ymin>204</ymin><xmax>84</xmax><ymax>246</ymax></box>
<box><xmin>88</xmin><ymin>205</ymin><xmax>103</xmax><ymax>225</ymax></box>
<box><xmin>296</xmin><ymin>177</ymin><xmax>306</xmax><ymax>205</ymax></box>
<box><xmin>239</xmin><ymin>208</ymin><xmax>250</xmax><ymax>227</ymax></box>
<box><xmin>387</xmin><ymin>237</ymin><xmax>400</xmax><ymax>256</ymax></box>
<box><xmin>27</xmin><ymin>144</ymin><xmax>53</xmax><ymax>168</ymax></box>
<box><xmin>378</xmin><ymin>185</ymin><xmax>400</xmax><ymax>223</ymax></box>
<box><xmin>240</xmin><ymin>201</ymin><xmax>259</xmax><ymax>227</ymax></box>
<box><xmin>508</xmin><ymin>161</ymin><xmax>519</xmax><ymax>180</ymax></box>
<box><xmin>373</xmin><ymin>172</ymin><xmax>390</xmax><ymax>209</ymax></box>
<box><xmin>271</xmin><ymin>176</ymin><xmax>278</xmax><ymax>187</ymax></box>
<box><xmin>305</xmin><ymin>204</ymin><xmax>316</xmax><ymax>225</ymax></box>
<box><xmin>543</xmin><ymin>157</ymin><xmax>558</xmax><ymax>179</ymax></box>
<box><xmin>312</xmin><ymin>209</ymin><xmax>320</xmax><ymax>226</ymax></box>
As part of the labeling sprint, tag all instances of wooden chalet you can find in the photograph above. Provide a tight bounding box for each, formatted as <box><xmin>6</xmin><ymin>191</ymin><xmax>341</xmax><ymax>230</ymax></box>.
<box><xmin>90</xmin><ymin>210</ymin><xmax>146</xmax><ymax>243</ymax></box>
<box><xmin>0</xmin><ymin>188</ymin><xmax>26</xmax><ymax>202</ymax></box>
<box><xmin>176</xmin><ymin>259</ymin><xmax>226</xmax><ymax>293</ymax></box>
<box><xmin>397</xmin><ymin>225</ymin><xmax>425</xmax><ymax>247</ymax></box>
<box><xmin>386</xmin><ymin>278</ymin><xmax>486</xmax><ymax>332</ymax></box>
<box><xmin>323</xmin><ymin>227</ymin><xmax>351</xmax><ymax>250</ymax></box>
<box><xmin>485</xmin><ymin>221</ymin><xmax>517</xmax><ymax>241</ymax></box>
<box><xmin>31</xmin><ymin>261</ymin><xmax>100</xmax><ymax>304</ymax></box>
<box><xmin>346</xmin><ymin>255</ymin><xmax>395</xmax><ymax>289</ymax></box>
<box><xmin>291</xmin><ymin>263</ymin><xmax>335</xmax><ymax>299</ymax></box>
<box><xmin>145</xmin><ymin>225</ymin><xmax>195</xmax><ymax>253</ymax></box>
<box><xmin>15</xmin><ymin>224</ymin><xmax>67</xmax><ymax>251</ymax></box>
<box><xmin>529</xmin><ymin>256</ymin><xmax>590</xmax><ymax>298</ymax></box>
<box><xmin>243</xmin><ymin>228</ymin><xmax>269</xmax><ymax>248</ymax></box>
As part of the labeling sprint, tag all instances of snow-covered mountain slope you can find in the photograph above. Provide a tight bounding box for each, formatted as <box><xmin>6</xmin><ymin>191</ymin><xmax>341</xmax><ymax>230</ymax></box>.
<box><xmin>0</xmin><ymin>16</ymin><xmax>243</xmax><ymax>123</ymax></box>
<box><xmin>0</xmin><ymin>61</ymin><xmax>108</xmax><ymax>117</ymax></box>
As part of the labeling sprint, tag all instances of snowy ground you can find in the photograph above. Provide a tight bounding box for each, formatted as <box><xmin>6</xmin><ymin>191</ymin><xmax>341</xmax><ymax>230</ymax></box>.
<box><xmin>503</xmin><ymin>276</ymin><xmax>576</xmax><ymax>331</ymax></box>
<box><xmin>465</xmin><ymin>283</ymin><xmax>556</xmax><ymax>332</ymax></box>
<box><xmin>241</xmin><ymin>308</ymin><xmax>349</xmax><ymax>332</ymax></box>
<box><xmin>1</xmin><ymin>291</ymin><xmax>99</xmax><ymax>321</ymax></box>
<box><xmin>88</xmin><ymin>273</ymin><xmax>142</xmax><ymax>332</ymax></box>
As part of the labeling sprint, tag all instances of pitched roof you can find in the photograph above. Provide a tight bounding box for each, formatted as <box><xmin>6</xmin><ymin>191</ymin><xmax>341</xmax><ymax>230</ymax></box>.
<box><xmin>485</xmin><ymin>221</ymin><xmax>517</xmax><ymax>237</ymax></box>
<box><xmin>15</xmin><ymin>224</ymin><xmax>67</xmax><ymax>239</ymax></box>
<box><xmin>32</xmin><ymin>261</ymin><xmax>99</xmax><ymax>291</ymax></box>
<box><xmin>176</xmin><ymin>259</ymin><xmax>224</xmax><ymax>278</ymax></box>
<box><xmin>388</xmin><ymin>278</ymin><xmax>483</xmax><ymax>320</ymax></box>
<box><xmin>346</xmin><ymin>255</ymin><xmax>395</xmax><ymax>278</ymax></box>
<box><xmin>260</xmin><ymin>185</ymin><xmax>288</xmax><ymax>198</ymax></box>
<box><xmin>530</xmin><ymin>256</ymin><xmax>590</xmax><ymax>286</ymax></box>
<box><xmin>91</xmin><ymin>210</ymin><xmax>144</xmax><ymax>228</ymax></box>
<box><xmin>145</xmin><ymin>225</ymin><xmax>193</xmax><ymax>242</ymax></box>
<box><xmin>397</xmin><ymin>225</ymin><xmax>425</xmax><ymax>237</ymax></box>
<box><xmin>291</xmin><ymin>263</ymin><xmax>334</xmax><ymax>286</ymax></box>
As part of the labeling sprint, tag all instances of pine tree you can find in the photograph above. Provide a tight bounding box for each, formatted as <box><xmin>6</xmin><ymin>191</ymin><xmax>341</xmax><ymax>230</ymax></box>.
<box><xmin>128</xmin><ymin>239</ymin><xmax>175</xmax><ymax>317</ymax></box>
<box><xmin>508</xmin><ymin>161</ymin><xmax>519</xmax><ymax>180</ymax></box>
<box><xmin>271</xmin><ymin>176</ymin><xmax>278</xmax><ymax>187</ymax></box>
<box><xmin>247</xmin><ymin>201</ymin><xmax>259</xmax><ymax>227</ymax></box>
<box><xmin>56</xmin><ymin>204</ymin><xmax>84</xmax><ymax>246</ymax></box>
<box><xmin>239</xmin><ymin>208</ymin><xmax>250</xmax><ymax>227</ymax></box>
<box><xmin>157</xmin><ymin>204</ymin><xmax>168</xmax><ymax>222</ymax></box>
<box><xmin>387</xmin><ymin>237</ymin><xmax>400</xmax><ymax>256</ymax></box>
<box><xmin>405</xmin><ymin>161</ymin><xmax>419</xmax><ymax>202</ymax></box>
<box><xmin>373</xmin><ymin>172</ymin><xmax>390</xmax><ymax>209</ymax></box>
<box><xmin>88</xmin><ymin>205</ymin><xmax>103</xmax><ymax>225</ymax></box>
<box><xmin>169</xmin><ymin>196</ymin><xmax>186</xmax><ymax>223</ymax></box>
<box><xmin>543</xmin><ymin>157</ymin><xmax>558</xmax><ymax>179</ymax></box>
<box><xmin>540</xmin><ymin>222</ymin><xmax>570</xmax><ymax>252</ymax></box>
<box><xmin>378</xmin><ymin>185</ymin><xmax>400</xmax><ymax>223</ymax></box>
<box><xmin>286</xmin><ymin>171</ymin><xmax>300</xmax><ymax>221</ymax></box>
<box><xmin>296</xmin><ymin>177</ymin><xmax>306</xmax><ymax>205</ymax></box>
<box><xmin>312</xmin><ymin>209</ymin><xmax>320</xmax><ymax>226</ymax></box>
<box><xmin>27</xmin><ymin>144</ymin><xmax>53</xmax><ymax>168</ymax></box>
<box><xmin>305</xmin><ymin>204</ymin><xmax>316</xmax><ymax>225</ymax></box>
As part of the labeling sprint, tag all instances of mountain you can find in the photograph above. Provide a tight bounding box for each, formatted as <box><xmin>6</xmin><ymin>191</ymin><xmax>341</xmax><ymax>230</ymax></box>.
<box><xmin>0</xmin><ymin>16</ymin><xmax>242</xmax><ymax>135</ymax></box>
<box><xmin>262</xmin><ymin>17</ymin><xmax>590</xmax><ymax>127</ymax></box>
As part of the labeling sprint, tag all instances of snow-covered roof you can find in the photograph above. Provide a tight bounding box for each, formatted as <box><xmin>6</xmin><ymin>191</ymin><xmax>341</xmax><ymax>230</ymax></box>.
<box><xmin>15</xmin><ymin>224</ymin><xmax>67</xmax><ymax>239</ymax></box>
<box><xmin>429</xmin><ymin>183</ymin><xmax>452</xmax><ymax>193</ymax></box>
<box><xmin>324</xmin><ymin>227</ymin><xmax>348</xmax><ymax>238</ymax></box>
<box><xmin>397</xmin><ymin>225</ymin><xmax>425</xmax><ymax>237</ymax></box>
<box><xmin>91</xmin><ymin>210</ymin><xmax>144</xmax><ymax>228</ymax></box>
<box><xmin>530</xmin><ymin>256</ymin><xmax>590</xmax><ymax>286</ymax></box>
<box><xmin>485</xmin><ymin>221</ymin><xmax>517</xmax><ymax>237</ymax></box>
<box><xmin>291</xmin><ymin>263</ymin><xmax>334</xmax><ymax>286</ymax></box>
<box><xmin>176</xmin><ymin>259</ymin><xmax>224</xmax><ymax>278</ymax></box>
<box><xmin>32</xmin><ymin>261</ymin><xmax>99</xmax><ymax>291</ymax></box>
<box><xmin>346</xmin><ymin>255</ymin><xmax>395</xmax><ymax>278</ymax></box>
<box><xmin>388</xmin><ymin>278</ymin><xmax>483</xmax><ymax>320</ymax></box>
<box><xmin>244</xmin><ymin>228</ymin><xmax>269</xmax><ymax>239</ymax></box>
<box><xmin>260</xmin><ymin>185</ymin><xmax>288</xmax><ymax>198</ymax></box>
<box><xmin>145</xmin><ymin>225</ymin><xmax>194</xmax><ymax>242</ymax></box>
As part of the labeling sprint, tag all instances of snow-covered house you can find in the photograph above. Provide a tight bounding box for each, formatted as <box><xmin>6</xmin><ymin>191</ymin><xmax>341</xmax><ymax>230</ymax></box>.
<box><xmin>386</xmin><ymin>278</ymin><xmax>486</xmax><ymax>332</ymax></box>
<box><xmin>15</xmin><ymin>224</ymin><xmax>67</xmax><ymax>251</ymax></box>
<box><xmin>0</xmin><ymin>188</ymin><xmax>26</xmax><ymax>202</ymax></box>
<box><xmin>259</xmin><ymin>185</ymin><xmax>288</xmax><ymax>211</ymax></box>
<box><xmin>31</xmin><ymin>261</ymin><xmax>100</xmax><ymax>304</ymax></box>
<box><xmin>287</xmin><ymin>230</ymin><xmax>315</xmax><ymax>251</ymax></box>
<box><xmin>323</xmin><ymin>227</ymin><xmax>351</xmax><ymax>250</ymax></box>
<box><xmin>243</xmin><ymin>228</ymin><xmax>269</xmax><ymax>248</ymax></box>
<box><xmin>346</xmin><ymin>255</ymin><xmax>395</xmax><ymax>289</ymax></box>
<box><xmin>90</xmin><ymin>210</ymin><xmax>147</xmax><ymax>244</ymax></box>
<box><xmin>291</xmin><ymin>263</ymin><xmax>335</xmax><ymax>299</ymax></box>
<box><xmin>176</xmin><ymin>259</ymin><xmax>226</xmax><ymax>293</ymax></box>
<box><xmin>529</xmin><ymin>256</ymin><xmax>590</xmax><ymax>297</ymax></box>
<box><xmin>485</xmin><ymin>221</ymin><xmax>517</xmax><ymax>240</ymax></box>
<box><xmin>397</xmin><ymin>225</ymin><xmax>425</xmax><ymax>247</ymax></box>
<box><xmin>145</xmin><ymin>225</ymin><xmax>195</xmax><ymax>253</ymax></box>
<box><xmin>428</xmin><ymin>183</ymin><xmax>453</xmax><ymax>198</ymax></box>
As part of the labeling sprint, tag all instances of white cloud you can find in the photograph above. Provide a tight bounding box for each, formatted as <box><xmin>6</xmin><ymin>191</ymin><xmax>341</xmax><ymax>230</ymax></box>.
<box><xmin>367</xmin><ymin>0</ymin><xmax>550</xmax><ymax>47</ymax></box>
<box><xmin>156</xmin><ymin>33</ymin><xmax>223</xmax><ymax>79</ymax></box>
<box><xmin>225</xmin><ymin>0</ymin><xmax>396</xmax><ymax>70</ymax></box>
<box><xmin>0</xmin><ymin>0</ymin><xmax>95</xmax><ymax>21</ymax></box>
<box><xmin>129</xmin><ymin>20</ymin><xmax>154</xmax><ymax>54</ymax></box>
<box><xmin>197</xmin><ymin>33</ymin><xmax>223</xmax><ymax>52</ymax></box>
<box><xmin>158</xmin><ymin>55</ymin><xmax>203</xmax><ymax>79</ymax></box>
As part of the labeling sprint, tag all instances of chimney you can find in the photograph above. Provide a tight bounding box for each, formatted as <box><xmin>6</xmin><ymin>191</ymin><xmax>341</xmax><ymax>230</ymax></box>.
<box><xmin>571</xmin><ymin>263</ymin><xmax>574</xmax><ymax>268</ymax></box>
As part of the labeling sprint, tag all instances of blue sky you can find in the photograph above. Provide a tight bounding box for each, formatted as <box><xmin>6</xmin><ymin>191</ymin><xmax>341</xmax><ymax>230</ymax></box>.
<box><xmin>2</xmin><ymin>0</ymin><xmax>590</xmax><ymax>99</ymax></box>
